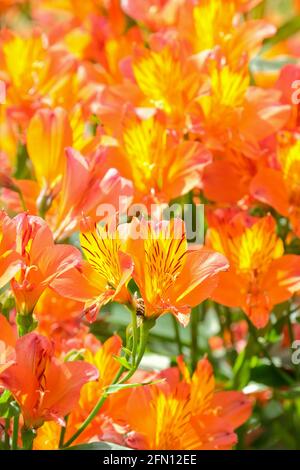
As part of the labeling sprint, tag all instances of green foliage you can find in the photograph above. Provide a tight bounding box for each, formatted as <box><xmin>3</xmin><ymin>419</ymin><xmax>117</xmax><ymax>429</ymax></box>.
<box><xmin>0</xmin><ymin>391</ymin><xmax>20</xmax><ymax>419</ymax></box>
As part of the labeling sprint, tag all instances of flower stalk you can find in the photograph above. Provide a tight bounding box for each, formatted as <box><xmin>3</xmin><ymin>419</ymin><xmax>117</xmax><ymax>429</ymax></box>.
<box><xmin>61</xmin><ymin>313</ymin><xmax>154</xmax><ymax>449</ymax></box>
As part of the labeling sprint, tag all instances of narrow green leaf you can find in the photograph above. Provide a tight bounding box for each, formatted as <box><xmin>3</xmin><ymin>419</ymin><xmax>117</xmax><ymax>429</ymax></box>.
<box><xmin>262</xmin><ymin>16</ymin><xmax>300</xmax><ymax>52</ymax></box>
<box><xmin>104</xmin><ymin>379</ymin><xmax>164</xmax><ymax>395</ymax></box>
<box><xmin>0</xmin><ymin>391</ymin><xmax>20</xmax><ymax>419</ymax></box>
<box><xmin>122</xmin><ymin>347</ymin><xmax>132</xmax><ymax>356</ymax></box>
<box><xmin>113</xmin><ymin>355</ymin><xmax>132</xmax><ymax>370</ymax></box>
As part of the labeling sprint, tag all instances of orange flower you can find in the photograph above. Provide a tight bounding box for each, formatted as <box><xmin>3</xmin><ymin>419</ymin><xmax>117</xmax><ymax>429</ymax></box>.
<box><xmin>34</xmin><ymin>288</ymin><xmax>87</xmax><ymax>354</ymax></box>
<box><xmin>191</xmin><ymin>60</ymin><xmax>290</xmax><ymax>159</ymax></box>
<box><xmin>126</xmin><ymin>218</ymin><xmax>229</xmax><ymax>326</ymax></box>
<box><xmin>202</xmin><ymin>149</ymin><xmax>257</xmax><ymax>204</ymax></box>
<box><xmin>0</xmin><ymin>0</ymin><xmax>25</xmax><ymax>13</ymax></box>
<box><xmin>8</xmin><ymin>110</ymin><xmax>133</xmax><ymax>239</ymax></box>
<box><xmin>0</xmin><ymin>210</ymin><xmax>22</xmax><ymax>289</ymax></box>
<box><xmin>120</xmin><ymin>0</ymin><xmax>182</xmax><ymax>30</ymax></box>
<box><xmin>0</xmin><ymin>109</ymin><xmax>18</xmax><ymax>167</ymax></box>
<box><xmin>206</xmin><ymin>210</ymin><xmax>300</xmax><ymax>328</ymax></box>
<box><xmin>26</xmin><ymin>107</ymin><xmax>72</xmax><ymax>196</ymax></box>
<box><xmin>27</xmin><ymin>106</ymin><xmax>102</xmax><ymax>195</ymax></box>
<box><xmin>107</xmin><ymin>109</ymin><xmax>211</xmax><ymax>205</ymax></box>
<box><xmin>251</xmin><ymin>132</ymin><xmax>300</xmax><ymax>236</ymax></box>
<box><xmin>33</xmin><ymin>335</ymin><xmax>124</xmax><ymax>449</ymax></box>
<box><xmin>52</xmin><ymin>218</ymin><xmax>133</xmax><ymax>321</ymax></box>
<box><xmin>0</xmin><ymin>315</ymin><xmax>16</xmax><ymax>375</ymax></box>
<box><xmin>64</xmin><ymin>335</ymin><xmax>123</xmax><ymax>444</ymax></box>
<box><xmin>178</xmin><ymin>0</ymin><xmax>274</xmax><ymax>66</ymax></box>
<box><xmin>0</xmin><ymin>332</ymin><xmax>99</xmax><ymax>429</ymax></box>
<box><xmin>124</xmin><ymin>357</ymin><xmax>251</xmax><ymax>450</ymax></box>
<box><xmin>33</xmin><ymin>421</ymin><xmax>61</xmax><ymax>451</ymax></box>
<box><xmin>10</xmin><ymin>213</ymin><xmax>81</xmax><ymax>315</ymax></box>
<box><xmin>0</xmin><ymin>30</ymin><xmax>74</xmax><ymax>124</ymax></box>
<box><xmin>275</xmin><ymin>64</ymin><xmax>300</xmax><ymax>131</ymax></box>
<box><xmin>51</xmin><ymin>147</ymin><xmax>133</xmax><ymax>240</ymax></box>
<box><xmin>132</xmin><ymin>45</ymin><xmax>202</xmax><ymax>124</ymax></box>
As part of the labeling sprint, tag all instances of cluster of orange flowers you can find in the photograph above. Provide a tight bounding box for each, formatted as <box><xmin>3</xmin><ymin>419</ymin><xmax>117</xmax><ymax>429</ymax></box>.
<box><xmin>1</xmin><ymin>0</ymin><xmax>300</xmax><ymax>451</ymax></box>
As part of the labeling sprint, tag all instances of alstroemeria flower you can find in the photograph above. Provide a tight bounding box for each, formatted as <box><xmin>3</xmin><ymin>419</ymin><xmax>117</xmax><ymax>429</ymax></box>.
<box><xmin>120</xmin><ymin>0</ymin><xmax>182</xmax><ymax>30</ymax></box>
<box><xmin>51</xmin><ymin>147</ymin><xmax>133</xmax><ymax>240</ymax></box>
<box><xmin>126</xmin><ymin>218</ymin><xmax>229</xmax><ymax>326</ymax></box>
<box><xmin>192</xmin><ymin>61</ymin><xmax>290</xmax><ymax>171</ymax></box>
<box><xmin>1</xmin><ymin>31</ymin><xmax>74</xmax><ymax>125</ymax></box>
<box><xmin>52</xmin><ymin>218</ymin><xmax>134</xmax><ymax>321</ymax></box>
<box><xmin>6</xmin><ymin>116</ymin><xmax>133</xmax><ymax>239</ymax></box>
<box><xmin>26</xmin><ymin>107</ymin><xmax>73</xmax><ymax>196</ymax></box>
<box><xmin>0</xmin><ymin>332</ymin><xmax>99</xmax><ymax>429</ymax></box>
<box><xmin>0</xmin><ymin>0</ymin><xmax>26</xmax><ymax>13</ymax></box>
<box><xmin>106</xmin><ymin>109</ymin><xmax>211</xmax><ymax>206</ymax></box>
<box><xmin>34</xmin><ymin>287</ymin><xmax>86</xmax><ymax>354</ymax></box>
<box><xmin>177</xmin><ymin>0</ymin><xmax>274</xmax><ymax>66</ymax></box>
<box><xmin>251</xmin><ymin>132</ymin><xmax>300</xmax><ymax>237</ymax></box>
<box><xmin>124</xmin><ymin>357</ymin><xmax>251</xmax><ymax>450</ymax></box>
<box><xmin>33</xmin><ymin>335</ymin><xmax>125</xmax><ymax>449</ymax></box>
<box><xmin>131</xmin><ymin>45</ymin><xmax>202</xmax><ymax>123</ymax></box>
<box><xmin>10</xmin><ymin>213</ymin><xmax>81</xmax><ymax>314</ymax></box>
<box><xmin>26</xmin><ymin>106</ymin><xmax>103</xmax><ymax>201</ymax></box>
<box><xmin>206</xmin><ymin>210</ymin><xmax>300</xmax><ymax>328</ymax></box>
<box><xmin>0</xmin><ymin>210</ymin><xmax>22</xmax><ymax>289</ymax></box>
<box><xmin>0</xmin><ymin>315</ymin><xmax>17</xmax><ymax>375</ymax></box>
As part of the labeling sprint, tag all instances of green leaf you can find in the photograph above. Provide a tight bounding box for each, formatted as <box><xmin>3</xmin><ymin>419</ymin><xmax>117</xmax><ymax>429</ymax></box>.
<box><xmin>250</xmin><ymin>364</ymin><xmax>290</xmax><ymax>387</ymax></box>
<box><xmin>14</xmin><ymin>143</ymin><xmax>32</xmax><ymax>180</ymax></box>
<box><xmin>113</xmin><ymin>355</ymin><xmax>132</xmax><ymax>370</ymax></box>
<box><xmin>233</xmin><ymin>350</ymin><xmax>251</xmax><ymax>389</ymax></box>
<box><xmin>262</xmin><ymin>400</ymin><xmax>284</xmax><ymax>420</ymax></box>
<box><xmin>104</xmin><ymin>379</ymin><xmax>164</xmax><ymax>395</ymax></box>
<box><xmin>262</xmin><ymin>16</ymin><xmax>300</xmax><ymax>52</ymax></box>
<box><xmin>66</xmin><ymin>441</ymin><xmax>130</xmax><ymax>451</ymax></box>
<box><xmin>0</xmin><ymin>391</ymin><xmax>20</xmax><ymax>418</ymax></box>
<box><xmin>64</xmin><ymin>349</ymin><xmax>85</xmax><ymax>362</ymax></box>
<box><xmin>21</xmin><ymin>427</ymin><xmax>36</xmax><ymax>450</ymax></box>
<box><xmin>122</xmin><ymin>347</ymin><xmax>132</xmax><ymax>356</ymax></box>
<box><xmin>276</xmin><ymin>386</ymin><xmax>300</xmax><ymax>400</ymax></box>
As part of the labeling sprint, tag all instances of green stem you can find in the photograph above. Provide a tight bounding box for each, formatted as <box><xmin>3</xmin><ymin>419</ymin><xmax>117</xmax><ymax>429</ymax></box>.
<box><xmin>37</xmin><ymin>189</ymin><xmax>53</xmax><ymax>219</ymax></box>
<box><xmin>59</xmin><ymin>415</ymin><xmax>69</xmax><ymax>448</ymax></box>
<box><xmin>287</xmin><ymin>314</ymin><xmax>295</xmax><ymax>346</ymax></box>
<box><xmin>16</xmin><ymin>189</ymin><xmax>27</xmax><ymax>212</ymax></box>
<box><xmin>250</xmin><ymin>0</ymin><xmax>267</xmax><ymax>19</ymax></box>
<box><xmin>172</xmin><ymin>315</ymin><xmax>183</xmax><ymax>355</ymax></box>
<box><xmin>61</xmin><ymin>318</ymin><xmax>152</xmax><ymax>449</ymax></box>
<box><xmin>4</xmin><ymin>418</ymin><xmax>10</xmax><ymax>449</ymax></box>
<box><xmin>224</xmin><ymin>306</ymin><xmax>235</xmax><ymax>347</ymax></box>
<box><xmin>12</xmin><ymin>414</ymin><xmax>19</xmax><ymax>450</ymax></box>
<box><xmin>289</xmin><ymin>306</ymin><xmax>300</xmax><ymax>316</ymax></box>
<box><xmin>21</xmin><ymin>427</ymin><xmax>36</xmax><ymax>450</ymax></box>
<box><xmin>224</xmin><ymin>306</ymin><xmax>237</xmax><ymax>364</ymax></box>
<box><xmin>191</xmin><ymin>305</ymin><xmax>202</xmax><ymax>370</ymax></box>
<box><xmin>129</xmin><ymin>307</ymin><xmax>138</xmax><ymax>368</ymax></box>
<box><xmin>246</xmin><ymin>318</ymin><xmax>294</xmax><ymax>386</ymax></box>
<box><xmin>61</xmin><ymin>371</ymin><xmax>120</xmax><ymax>449</ymax></box>
<box><xmin>16</xmin><ymin>312</ymin><xmax>36</xmax><ymax>337</ymax></box>
<box><xmin>118</xmin><ymin>320</ymin><xmax>149</xmax><ymax>384</ymax></box>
